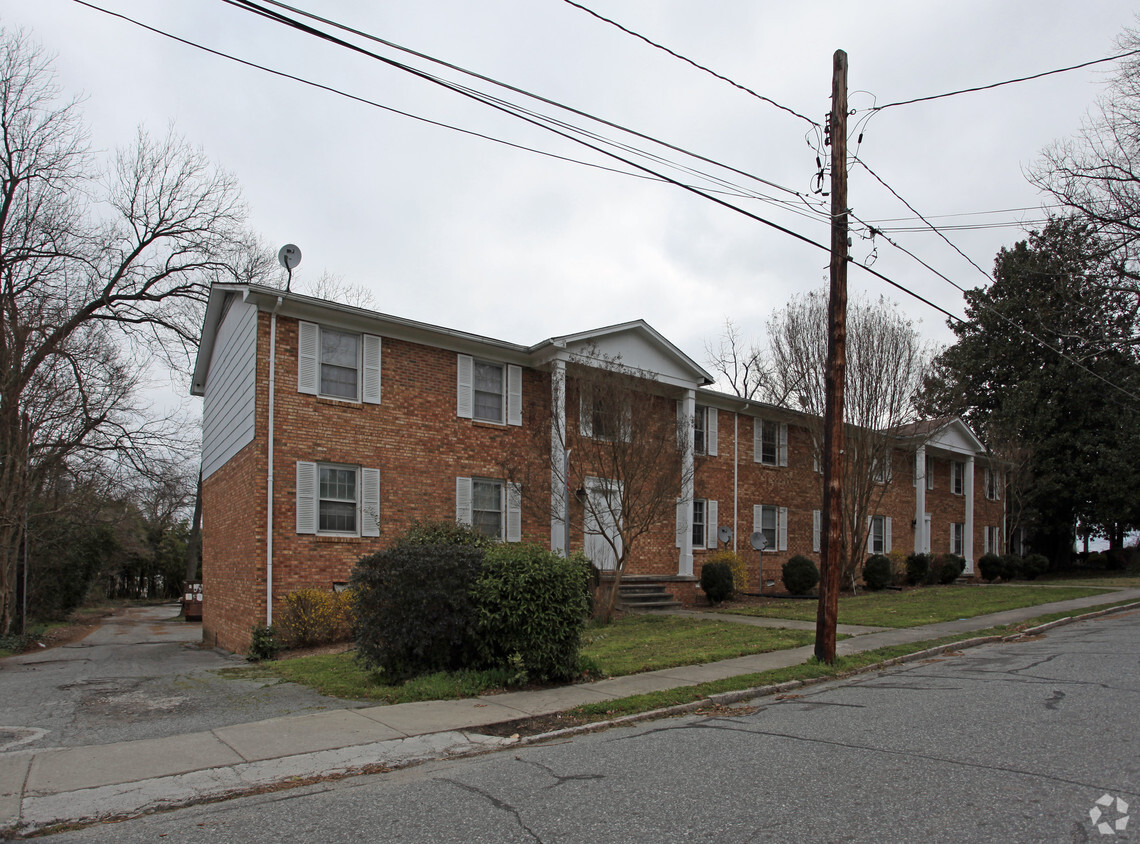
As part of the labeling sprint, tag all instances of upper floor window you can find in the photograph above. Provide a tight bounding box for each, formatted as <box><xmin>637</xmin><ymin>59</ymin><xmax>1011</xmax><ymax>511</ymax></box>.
<box><xmin>457</xmin><ymin>355</ymin><xmax>522</xmax><ymax>426</ymax></box>
<box><xmin>951</xmin><ymin>461</ymin><xmax>965</xmax><ymax>495</ymax></box>
<box><xmin>984</xmin><ymin>467</ymin><xmax>1001</xmax><ymax>501</ymax></box>
<box><xmin>693</xmin><ymin>407</ymin><xmax>707</xmax><ymax>456</ymax></box>
<box><xmin>754</xmin><ymin>419</ymin><xmax>788</xmax><ymax>467</ymax></box>
<box><xmin>473</xmin><ymin>361</ymin><xmax>504</xmax><ymax>423</ymax></box>
<box><xmin>297</xmin><ymin>321</ymin><xmax>381</xmax><ymax>404</ymax></box>
<box><xmin>580</xmin><ymin>391</ymin><xmax>630</xmax><ymax>441</ymax></box>
<box><xmin>873</xmin><ymin>452</ymin><xmax>893</xmax><ymax>484</ymax></box>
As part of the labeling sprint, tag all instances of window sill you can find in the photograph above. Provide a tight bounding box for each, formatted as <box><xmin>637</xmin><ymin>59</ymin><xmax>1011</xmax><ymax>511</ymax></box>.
<box><xmin>314</xmin><ymin>396</ymin><xmax>363</xmax><ymax>409</ymax></box>
<box><xmin>314</xmin><ymin>534</ymin><xmax>364</xmax><ymax>543</ymax></box>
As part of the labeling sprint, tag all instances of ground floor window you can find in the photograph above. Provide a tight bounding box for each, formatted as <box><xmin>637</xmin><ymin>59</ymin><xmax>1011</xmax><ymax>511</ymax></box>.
<box><xmin>951</xmin><ymin>522</ymin><xmax>965</xmax><ymax>556</ymax></box>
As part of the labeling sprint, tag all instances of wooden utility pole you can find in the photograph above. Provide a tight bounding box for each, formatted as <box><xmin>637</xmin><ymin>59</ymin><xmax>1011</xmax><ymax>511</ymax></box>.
<box><xmin>815</xmin><ymin>49</ymin><xmax>848</xmax><ymax>664</ymax></box>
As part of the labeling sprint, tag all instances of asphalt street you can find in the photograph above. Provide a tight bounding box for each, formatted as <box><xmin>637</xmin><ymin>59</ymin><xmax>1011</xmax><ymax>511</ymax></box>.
<box><xmin>40</xmin><ymin>608</ymin><xmax>1139</xmax><ymax>843</ymax></box>
<box><xmin>0</xmin><ymin>604</ymin><xmax>360</xmax><ymax>751</ymax></box>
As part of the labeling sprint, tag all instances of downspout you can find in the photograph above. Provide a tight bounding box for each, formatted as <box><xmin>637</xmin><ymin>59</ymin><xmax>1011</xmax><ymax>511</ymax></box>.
<box><xmin>266</xmin><ymin>296</ymin><xmax>283</xmax><ymax>626</ymax></box>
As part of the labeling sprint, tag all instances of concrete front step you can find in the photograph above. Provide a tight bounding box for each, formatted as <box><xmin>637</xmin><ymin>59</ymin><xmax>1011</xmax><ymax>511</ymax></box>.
<box><xmin>617</xmin><ymin>583</ymin><xmax>682</xmax><ymax>611</ymax></box>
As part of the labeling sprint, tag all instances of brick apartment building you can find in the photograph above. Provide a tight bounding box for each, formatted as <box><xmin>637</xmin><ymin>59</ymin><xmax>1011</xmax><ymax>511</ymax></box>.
<box><xmin>191</xmin><ymin>283</ymin><xmax>1005</xmax><ymax>653</ymax></box>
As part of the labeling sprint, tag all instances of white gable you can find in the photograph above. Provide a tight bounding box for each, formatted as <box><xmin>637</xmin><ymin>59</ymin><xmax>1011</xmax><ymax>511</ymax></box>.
<box><xmin>556</xmin><ymin>323</ymin><xmax>711</xmax><ymax>389</ymax></box>
<box><xmin>925</xmin><ymin>419</ymin><xmax>984</xmax><ymax>456</ymax></box>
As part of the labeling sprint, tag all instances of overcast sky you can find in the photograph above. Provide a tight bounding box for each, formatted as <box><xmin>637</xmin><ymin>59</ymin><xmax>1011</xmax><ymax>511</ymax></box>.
<box><xmin>2</xmin><ymin>0</ymin><xmax>1137</xmax><ymax>387</ymax></box>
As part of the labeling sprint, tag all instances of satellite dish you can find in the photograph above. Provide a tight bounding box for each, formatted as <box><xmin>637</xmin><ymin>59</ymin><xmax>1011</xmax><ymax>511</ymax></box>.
<box><xmin>278</xmin><ymin>244</ymin><xmax>302</xmax><ymax>271</ymax></box>
<box><xmin>717</xmin><ymin>526</ymin><xmax>733</xmax><ymax>545</ymax></box>
<box><xmin>750</xmin><ymin>531</ymin><xmax>768</xmax><ymax>552</ymax></box>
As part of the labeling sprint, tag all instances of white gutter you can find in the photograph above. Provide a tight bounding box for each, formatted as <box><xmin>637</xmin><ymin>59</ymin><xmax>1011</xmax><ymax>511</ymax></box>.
<box><xmin>266</xmin><ymin>296</ymin><xmax>283</xmax><ymax>626</ymax></box>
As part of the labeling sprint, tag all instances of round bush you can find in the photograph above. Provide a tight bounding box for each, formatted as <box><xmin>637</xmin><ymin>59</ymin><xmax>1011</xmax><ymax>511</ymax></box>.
<box><xmin>905</xmin><ymin>553</ymin><xmax>931</xmax><ymax>586</ymax></box>
<box><xmin>1021</xmin><ymin>553</ymin><xmax>1050</xmax><ymax>580</ymax></box>
<box><xmin>862</xmin><ymin>555</ymin><xmax>891</xmax><ymax>591</ymax></box>
<box><xmin>939</xmin><ymin>555</ymin><xmax>965</xmax><ymax>584</ymax></box>
<box><xmin>977</xmin><ymin>553</ymin><xmax>1002</xmax><ymax>582</ymax></box>
<box><xmin>706</xmin><ymin>550</ymin><xmax>748</xmax><ymax>594</ymax></box>
<box><xmin>1000</xmin><ymin>553</ymin><xmax>1023</xmax><ymax>581</ymax></box>
<box><xmin>782</xmin><ymin>555</ymin><xmax>820</xmax><ymax>595</ymax></box>
<box><xmin>700</xmin><ymin>561</ymin><xmax>735</xmax><ymax>605</ymax></box>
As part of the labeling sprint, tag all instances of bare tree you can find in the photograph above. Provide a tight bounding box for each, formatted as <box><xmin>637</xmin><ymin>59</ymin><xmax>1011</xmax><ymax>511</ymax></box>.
<box><xmin>0</xmin><ymin>30</ymin><xmax>253</xmax><ymax>632</ymax></box>
<box><xmin>1029</xmin><ymin>24</ymin><xmax>1140</xmax><ymax>338</ymax></box>
<box><xmin>765</xmin><ymin>290</ymin><xmax>932</xmax><ymax>582</ymax></box>
<box><xmin>505</xmin><ymin>349</ymin><xmax>692</xmax><ymax>622</ymax></box>
<box><xmin>704</xmin><ymin>318</ymin><xmax>772</xmax><ymax>400</ymax></box>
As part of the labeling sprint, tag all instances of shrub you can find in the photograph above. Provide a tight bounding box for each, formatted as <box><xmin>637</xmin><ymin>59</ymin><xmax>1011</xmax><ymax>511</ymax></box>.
<box><xmin>1105</xmin><ymin>549</ymin><xmax>1127</xmax><ymax>571</ymax></box>
<box><xmin>782</xmin><ymin>555</ymin><xmax>820</xmax><ymax>595</ymax></box>
<box><xmin>471</xmin><ymin>545</ymin><xmax>591</xmax><ymax>684</ymax></box>
<box><xmin>1000</xmin><ymin>553</ymin><xmax>1023</xmax><ymax>581</ymax></box>
<box><xmin>706</xmin><ymin>550</ymin><xmax>748</xmax><ymax>594</ymax></box>
<box><xmin>978</xmin><ymin>553</ymin><xmax>1003</xmax><ymax>582</ymax></box>
<box><xmin>275</xmin><ymin>587</ymin><xmax>351</xmax><ymax>649</ymax></box>
<box><xmin>905</xmin><ymin>553</ymin><xmax>932</xmax><ymax>586</ymax></box>
<box><xmin>862</xmin><ymin>555</ymin><xmax>891</xmax><ymax>591</ymax></box>
<box><xmin>248</xmin><ymin>624</ymin><xmax>282</xmax><ymax>661</ymax></box>
<box><xmin>700</xmin><ymin>561</ymin><xmax>735</xmax><ymax>605</ymax></box>
<box><xmin>886</xmin><ymin>550</ymin><xmax>908</xmax><ymax>586</ymax></box>
<box><xmin>1021</xmin><ymin>553</ymin><xmax>1050</xmax><ymax>580</ymax></box>
<box><xmin>938</xmin><ymin>554</ymin><xmax>966</xmax><ymax>584</ymax></box>
<box><xmin>397</xmin><ymin>519</ymin><xmax>494</xmax><ymax>550</ymax></box>
<box><xmin>1084</xmin><ymin>551</ymin><xmax>1108</xmax><ymax>570</ymax></box>
<box><xmin>351</xmin><ymin>542</ymin><xmax>484</xmax><ymax>682</ymax></box>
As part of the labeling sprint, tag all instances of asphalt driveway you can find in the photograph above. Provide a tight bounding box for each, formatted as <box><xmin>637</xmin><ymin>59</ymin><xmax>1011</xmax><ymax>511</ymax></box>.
<box><xmin>0</xmin><ymin>603</ymin><xmax>360</xmax><ymax>752</ymax></box>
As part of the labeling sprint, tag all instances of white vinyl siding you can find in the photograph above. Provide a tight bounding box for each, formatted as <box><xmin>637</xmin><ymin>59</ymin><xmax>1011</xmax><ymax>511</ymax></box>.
<box><xmin>202</xmin><ymin>297</ymin><xmax>258</xmax><ymax>479</ymax></box>
<box><xmin>753</xmin><ymin>419</ymin><xmax>788</xmax><ymax>466</ymax></box>
<box><xmin>753</xmin><ymin>504</ymin><xmax>788</xmax><ymax>552</ymax></box>
<box><xmin>457</xmin><ymin>355</ymin><xmax>521</xmax><ymax>426</ymax></box>
<box><xmin>297</xmin><ymin>321</ymin><xmax>380</xmax><ymax>403</ymax></box>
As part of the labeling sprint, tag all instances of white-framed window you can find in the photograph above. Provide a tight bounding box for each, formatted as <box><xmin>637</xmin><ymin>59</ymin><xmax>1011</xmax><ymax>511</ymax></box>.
<box><xmin>873</xmin><ymin>451</ymin><xmax>893</xmax><ymax>484</ymax></box>
<box><xmin>455</xmin><ymin>476</ymin><xmax>521</xmax><ymax>542</ymax></box>
<box><xmin>984</xmin><ymin>525</ymin><xmax>1000</xmax><ymax>554</ymax></box>
<box><xmin>869</xmin><ymin>515</ymin><xmax>893</xmax><ymax>555</ymax></box>
<box><xmin>913</xmin><ymin>454</ymin><xmax>934</xmax><ymax>489</ymax></box>
<box><xmin>984</xmin><ymin>467</ymin><xmax>1001</xmax><ymax>501</ymax></box>
<box><xmin>951</xmin><ymin>461</ymin><xmax>965</xmax><ymax>495</ymax></box>
<box><xmin>297</xmin><ymin>322</ymin><xmax>381</xmax><ymax>403</ymax></box>
<box><xmin>951</xmin><ymin>522</ymin><xmax>965</xmax><ymax>556</ymax></box>
<box><xmin>753</xmin><ymin>419</ymin><xmax>788</xmax><ymax>467</ymax></box>
<box><xmin>693</xmin><ymin>406</ymin><xmax>707</xmax><ymax>455</ymax></box>
<box><xmin>753</xmin><ymin>504</ymin><xmax>788</xmax><ymax>552</ymax></box>
<box><xmin>692</xmin><ymin>499</ymin><xmax>706</xmax><ymax>547</ymax></box>
<box><xmin>295</xmin><ymin>461</ymin><xmax>380</xmax><ymax>537</ymax></box>
<box><xmin>457</xmin><ymin>355</ymin><xmax>522</xmax><ymax>425</ymax></box>
<box><xmin>580</xmin><ymin>391</ymin><xmax>630</xmax><ymax>441</ymax></box>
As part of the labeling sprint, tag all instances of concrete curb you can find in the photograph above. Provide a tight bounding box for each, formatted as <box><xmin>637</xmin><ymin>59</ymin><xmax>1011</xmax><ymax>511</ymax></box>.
<box><xmin>6</xmin><ymin>598</ymin><xmax>1139</xmax><ymax>837</ymax></box>
<box><xmin>512</xmin><ymin>600</ymin><xmax>1140</xmax><ymax>748</ymax></box>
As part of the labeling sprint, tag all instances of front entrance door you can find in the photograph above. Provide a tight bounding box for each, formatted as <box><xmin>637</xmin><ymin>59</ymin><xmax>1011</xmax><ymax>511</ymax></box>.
<box><xmin>584</xmin><ymin>478</ymin><xmax>622</xmax><ymax>571</ymax></box>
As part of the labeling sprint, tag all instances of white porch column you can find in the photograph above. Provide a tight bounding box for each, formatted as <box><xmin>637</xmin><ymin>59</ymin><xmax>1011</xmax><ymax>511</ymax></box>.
<box><xmin>679</xmin><ymin>390</ymin><xmax>696</xmax><ymax>577</ymax></box>
<box><xmin>914</xmin><ymin>446</ymin><xmax>926</xmax><ymax>554</ymax></box>
<box><xmin>550</xmin><ymin>359</ymin><xmax>568</xmax><ymax>554</ymax></box>
<box><xmin>964</xmin><ymin>454</ymin><xmax>975</xmax><ymax>573</ymax></box>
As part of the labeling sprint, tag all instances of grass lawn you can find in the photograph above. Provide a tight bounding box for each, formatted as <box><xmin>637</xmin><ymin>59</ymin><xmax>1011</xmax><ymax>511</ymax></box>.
<box><xmin>1033</xmin><ymin>573</ymin><xmax>1140</xmax><ymax>589</ymax></box>
<box><xmin>717</xmin><ymin>584</ymin><xmax>1109</xmax><ymax>628</ymax></box>
<box><xmin>218</xmin><ymin>615</ymin><xmax>816</xmax><ymax>703</ymax></box>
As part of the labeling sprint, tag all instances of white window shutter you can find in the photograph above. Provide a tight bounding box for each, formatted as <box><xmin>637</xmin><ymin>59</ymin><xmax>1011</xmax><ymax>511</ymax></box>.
<box><xmin>778</xmin><ymin>423</ymin><xmax>789</xmax><ymax>467</ymax></box>
<box><xmin>361</xmin><ymin>468</ymin><xmax>380</xmax><ymax>537</ymax></box>
<box><xmin>506</xmin><ymin>482</ymin><xmax>522</xmax><ymax>542</ymax></box>
<box><xmin>753</xmin><ymin>420</ymin><xmax>762</xmax><ymax>463</ymax></box>
<box><xmin>753</xmin><ymin>504</ymin><xmax>763</xmax><ymax>533</ymax></box>
<box><xmin>675</xmin><ymin>498</ymin><xmax>687</xmax><ymax>548</ymax></box>
<box><xmin>507</xmin><ymin>365</ymin><xmax>523</xmax><ymax>426</ymax></box>
<box><xmin>707</xmin><ymin>408</ymin><xmax>718</xmax><ymax>456</ymax></box>
<box><xmin>778</xmin><ymin>507</ymin><xmax>788</xmax><ymax>551</ymax></box>
<box><xmin>298</xmin><ymin>321</ymin><xmax>319</xmax><ymax>395</ymax></box>
<box><xmin>813</xmin><ymin>509</ymin><xmax>821</xmax><ymax>553</ymax></box>
<box><xmin>456</xmin><ymin>477</ymin><xmax>472</xmax><ymax>525</ymax></box>
<box><xmin>950</xmin><ymin>523</ymin><xmax>955</xmax><ymax>551</ymax></box>
<box><xmin>456</xmin><ymin>355</ymin><xmax>473</xmax><ymax>418</ymax></box>
<box><xmin>885</xmin><ymin>517</ymin><xmax>893</xmax><ymax>553</ymax></box>
<box><xmin>296</xmin><ymin>461</ymin><xmax>317</xmax><ymax>534</ymax></box>
<box><xmin>706</xmin><ymin>500</ymin><xmax>718</xmax><ymax>549</ymax></box>
<box><xmin>362</xmin><ymin>335</ymin><xmax>382</xmax><ymax>404</ymax></box>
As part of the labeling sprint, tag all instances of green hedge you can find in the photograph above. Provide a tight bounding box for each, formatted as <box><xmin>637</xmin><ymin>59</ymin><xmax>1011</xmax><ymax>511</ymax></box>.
<box><xmin>700</xmin><ymin>561</ymin><xmax>735</xmax><ymax>605</ymax></box>
<box><xmin>862</xmin><ymin>555</ymin><xmax>891</xmax><ymax>591</ymax></box>
<box><xmin>472</xmin><ymin>545</ymin><xmax>591</xmax><ymax>683</ymax></box>
<box><xmin>782</xmin><ymin>555</ymin><xmax>819</xmax><ymax>595</ymax></box>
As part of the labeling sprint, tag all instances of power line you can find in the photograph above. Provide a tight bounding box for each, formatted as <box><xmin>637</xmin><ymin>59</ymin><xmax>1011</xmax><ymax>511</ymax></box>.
<box><xmin>559</xmin><ymin>0</ymin><xmax>820</xmax><ymax>128</ymax></box>
<box><xmin>245</xmin><ymin>0</ymin><xmax>825</xmax><ymax>209</ymax></box>
<box><xmin>869</xmin><ymin>48</ymin><xmax>1140</xmax><ymax>112</ymax></box>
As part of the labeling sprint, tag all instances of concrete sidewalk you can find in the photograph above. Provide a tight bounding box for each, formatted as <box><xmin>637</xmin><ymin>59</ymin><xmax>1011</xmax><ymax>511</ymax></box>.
<box><xmin>3</xmin><ymin>588</ymin><xmax>1138</xmax><ymax>836</ymax></box>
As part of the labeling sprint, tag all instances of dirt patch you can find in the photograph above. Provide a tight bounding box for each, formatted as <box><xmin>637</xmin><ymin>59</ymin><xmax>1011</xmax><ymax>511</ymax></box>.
<box><xmin>478</xmin><ymin>710</ymin><xmax>594</xmax><ymax>738</ymax></box>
